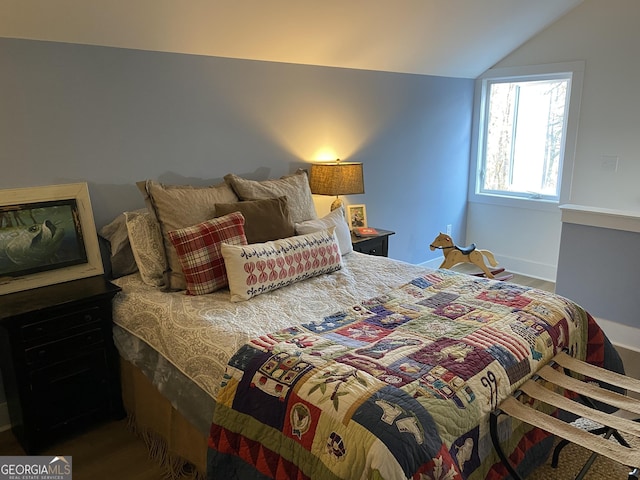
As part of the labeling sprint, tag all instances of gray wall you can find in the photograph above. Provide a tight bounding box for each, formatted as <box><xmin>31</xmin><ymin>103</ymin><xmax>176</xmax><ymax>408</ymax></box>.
<box><xmin>1</xmin><ymin>38</ymin><xmax>473</xmax><ymax>263</ymax></box>
<box><xmin>556</xmin><ymin>224</ymin><xmax>640</xmax><ymax>328</ymax></box>
<box><xmin>0</xmin><ymin>38</ymin><xmax>473</xmax><ymax>409</ymax></box>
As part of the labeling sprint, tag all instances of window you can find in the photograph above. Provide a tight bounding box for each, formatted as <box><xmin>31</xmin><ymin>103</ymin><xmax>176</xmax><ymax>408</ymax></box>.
<box><xmin>470</xmin><ymin>62</ymin><xmax>584</xmax><ymax>207</ymax></box>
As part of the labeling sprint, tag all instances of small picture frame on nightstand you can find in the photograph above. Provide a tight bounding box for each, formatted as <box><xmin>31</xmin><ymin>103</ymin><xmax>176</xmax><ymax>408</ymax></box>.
<box><xmin>347</xmin><ymin>204</ymin><xmax>367</xmax><ymax>230</ymax></box>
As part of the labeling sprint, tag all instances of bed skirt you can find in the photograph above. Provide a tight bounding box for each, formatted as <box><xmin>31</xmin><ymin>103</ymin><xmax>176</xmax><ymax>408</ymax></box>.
<box><xmin>120</xmin><ymin>359</ymin><xmax>208</xmax><ymax>479</ymax></box>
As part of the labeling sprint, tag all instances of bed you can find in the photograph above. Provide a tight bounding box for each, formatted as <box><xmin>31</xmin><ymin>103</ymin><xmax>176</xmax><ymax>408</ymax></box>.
<box><xmin>102</xmin><ymin>171</ymin><xmax>623</xmax><ymax>480</ymax></box>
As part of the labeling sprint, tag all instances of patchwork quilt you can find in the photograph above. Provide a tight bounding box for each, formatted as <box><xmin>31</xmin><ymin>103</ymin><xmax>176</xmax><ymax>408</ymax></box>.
<box><xmin>208</xmin><ymin>269</ymin><xmax>612</xmax><ymax>480</ymax></box>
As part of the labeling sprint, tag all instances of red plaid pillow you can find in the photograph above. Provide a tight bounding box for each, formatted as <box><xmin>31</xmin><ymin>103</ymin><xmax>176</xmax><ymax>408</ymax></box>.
<box><xmin>168</xmin><ymin>212</ymin><xmax>247</xmax><ymax>295</ymax></box>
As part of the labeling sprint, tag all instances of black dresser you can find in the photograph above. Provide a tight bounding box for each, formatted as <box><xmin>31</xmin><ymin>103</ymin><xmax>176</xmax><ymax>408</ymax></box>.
<box><xmin>0</xmin><ymin>275</ymin><xmax>123</xmax><ymax>453</ymax></box>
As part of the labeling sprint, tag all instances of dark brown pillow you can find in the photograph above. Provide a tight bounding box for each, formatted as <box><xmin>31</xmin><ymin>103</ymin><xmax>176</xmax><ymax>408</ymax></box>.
<box><xmin>214</xmin><ymin>196</ymin><xmax>295</xmax><ymax>244</ymax></box>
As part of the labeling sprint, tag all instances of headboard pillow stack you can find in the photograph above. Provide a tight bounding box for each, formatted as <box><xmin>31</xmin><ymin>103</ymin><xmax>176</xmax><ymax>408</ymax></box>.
<box><xmin>101</xmin><ymin>169</ymin><xmax>353</xmax><ymax>300</ymax></box>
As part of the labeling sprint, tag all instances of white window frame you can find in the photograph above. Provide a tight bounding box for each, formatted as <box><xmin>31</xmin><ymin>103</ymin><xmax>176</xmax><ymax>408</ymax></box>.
<box><xmin>468</xmin><ymin>61</ymin><xmax>584</xmax><ymax>212</ymax></box>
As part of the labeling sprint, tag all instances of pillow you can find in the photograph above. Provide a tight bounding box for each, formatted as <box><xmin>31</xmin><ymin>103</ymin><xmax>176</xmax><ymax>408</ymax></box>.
<box><xmin>167</xmin><ymin>212</ymin><xmax>247</xmax><ymax>296</ymax></box>
<box><xmin>214</xmin><ymin>196</ymin><xmax>295</xmax><ymax>244</ymax></box>
<box><xmin>221</xmin><ymin>228</ymin><xmax>342</xmax><ymax>302</ymax></box>
<box><xmin>137</xmin><ymin>179</ymin><xmax>239</xmax><ymax>290</ymax></box>
<box><xmin>124</xmin><ymin>210</ymin><xmax>167</xmax><ymax>287</ymax></box>
<box><xmin>99</xmin><ymin>210</ymin><xmax>140</xmax><ymax>278</ymax></box>
<box><xmin>294</xmin><ymin>206</ymin><xmax>353</xmax><ymax>256</ymax></box>
<box><xmin>224</xmin><ymin>170</ymin><xmax>317</xmax><ymax>224</ymax></box>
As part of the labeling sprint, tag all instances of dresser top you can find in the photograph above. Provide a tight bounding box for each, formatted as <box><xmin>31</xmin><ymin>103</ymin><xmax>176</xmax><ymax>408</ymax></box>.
<box><xmin>0</xmin><ymin>276</ymin><xmax>121</xmax><ymax>321</ymax></box>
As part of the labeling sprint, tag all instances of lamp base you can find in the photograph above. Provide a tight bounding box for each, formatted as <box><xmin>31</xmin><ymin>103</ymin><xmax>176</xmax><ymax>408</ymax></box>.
<box><xmin>330</xmin><ymin>197</ymin><xmax>343</xmax><ymax>211</ymax></box>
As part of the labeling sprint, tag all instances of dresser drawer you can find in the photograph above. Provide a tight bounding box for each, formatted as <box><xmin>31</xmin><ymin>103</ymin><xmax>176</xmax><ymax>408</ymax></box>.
<box><xmin>353</xmin><ymin>237</ymin><xmax>385</xmax><ymax>256</ymax></box>
<box><xmin>24</xmin><ymin>327</ymin><xmax>104</xmax><ymax>366</ymax></box>
<box><xmin>351</xmin><ymin>229</ymin><xmax>394</xmax><ymax>257</ymax></box>
<box><xmin>20</xmin><ymin>306</ymin><xmax>105</xmax><ymax>343</ymax></box>
<box><xmin>29</xmin><ymin>350</ymin><xmax>111</xmax><ymax>431</ymax></box>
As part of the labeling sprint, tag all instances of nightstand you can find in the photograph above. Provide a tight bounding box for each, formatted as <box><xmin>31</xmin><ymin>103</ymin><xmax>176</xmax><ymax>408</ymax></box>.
<box><xmin>351</xmin><ymin>228</ymin><xmax>395</xmax><ymax>257</ymax></box>
<box><xmin>0</xmin><ymin>275</ymin><xmax>124</xmax><ymax>454</ymax></box>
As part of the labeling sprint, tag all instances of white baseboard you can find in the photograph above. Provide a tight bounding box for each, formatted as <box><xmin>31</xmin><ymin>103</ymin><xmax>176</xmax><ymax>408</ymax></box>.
<box><xmin>417</xmin><ymin>258</ymin><xmax>442</xmax><ymax>269</ymax></box>
<box><xmin>613</xmin><ymin>344</ymin><xmax>640</xmax><ymax>382</ymax></box>
<box><xmin>0</xmin><ymin>402</ymin><xmax>10</xmax><ymax>432</ymax></box>
<box><xmin>573</xmin><ymin>316</ymin><xmax>640</xmax><ymax>380</ymax></box>
<box><xmin>489</xmin><ymin>254</ymin><xmax>557</xmax><ymax>283</ymax></box>
<box><xmin>593</xmin><ymin>317</ymin><xmax>640</xmax><ymax>354</ymax></box>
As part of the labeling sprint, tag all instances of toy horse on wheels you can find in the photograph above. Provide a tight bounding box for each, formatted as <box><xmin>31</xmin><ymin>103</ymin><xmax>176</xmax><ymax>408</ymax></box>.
<box><xmin>429</xmin><ymin>233</ymin><xmax>512</xmax><ymax>281</ymax></box>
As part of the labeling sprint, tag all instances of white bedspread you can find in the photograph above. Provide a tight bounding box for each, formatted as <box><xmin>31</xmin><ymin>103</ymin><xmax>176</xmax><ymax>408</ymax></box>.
<box><xmin>112</xmin><ymin>252</ymin><xmax>433</xmax><ymax>399</ymax></box>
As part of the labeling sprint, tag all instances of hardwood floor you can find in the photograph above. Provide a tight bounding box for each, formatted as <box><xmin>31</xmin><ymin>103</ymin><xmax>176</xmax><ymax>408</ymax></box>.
<box><xmin>0</xmin><ymin>268</ymin><xmax>554</xmax><ymax>479</ymax></box>
<box><xmin>449</xmin><ymin>263</ymin><xmax>555</xmax><ymax>292</ymax></box>
<box><xmin>0</xmin><ymin>420</ymin><xmax>167</xmax><ymax>479</ymax></box>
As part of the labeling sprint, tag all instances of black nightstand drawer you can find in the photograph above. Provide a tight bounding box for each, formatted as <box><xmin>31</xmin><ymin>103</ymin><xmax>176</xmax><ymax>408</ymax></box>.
<box><xmin>30</xmin><ymin>351</ymin><xmax>111</xmax><ymax>431</ymax></box>
<box><xmin>24</xmin><ymin>327</ymin><xmax>104</xmax><ymax>366</ymax></box>
<box><xmin>353</xmin><ymin>236</ymin><xmax>385</xmax><ymax>256</ymax></box>
<box><xmin>21</xmin><ymin>306</ymin><xmax>104</xmax><ymax>343</ymax></box>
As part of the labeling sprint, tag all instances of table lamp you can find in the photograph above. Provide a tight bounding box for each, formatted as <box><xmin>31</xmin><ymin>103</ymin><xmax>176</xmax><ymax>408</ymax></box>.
<box><xmin>308</xmin><ymin>160</ymin><xmax>364</xmax><ymax>211</ymax></box>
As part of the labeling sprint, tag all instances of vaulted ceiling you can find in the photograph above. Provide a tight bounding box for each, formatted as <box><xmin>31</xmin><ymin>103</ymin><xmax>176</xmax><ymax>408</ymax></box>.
<box><xmin>0</xmin><ymin>0</ymin><xmax>583</xmax><ymax>78</ymax></box>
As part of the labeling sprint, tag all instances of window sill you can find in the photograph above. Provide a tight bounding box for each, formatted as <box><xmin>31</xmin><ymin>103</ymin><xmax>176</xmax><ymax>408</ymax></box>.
<box><xmin>468</xmin><ymin>192</ymin><xmax>560</xmax><ymax>213</ymax></box>
<box><xmin>560</xmin><ymin>204</ymin><xmax>640</xmax><ymax>233</ymax></box>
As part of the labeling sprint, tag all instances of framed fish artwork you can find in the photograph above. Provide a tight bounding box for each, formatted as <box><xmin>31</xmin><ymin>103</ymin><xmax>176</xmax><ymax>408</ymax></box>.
<box><xmin>0</xmin><ymin>183</ymin><xmax>103</xmax><ymax>295</ymax></box>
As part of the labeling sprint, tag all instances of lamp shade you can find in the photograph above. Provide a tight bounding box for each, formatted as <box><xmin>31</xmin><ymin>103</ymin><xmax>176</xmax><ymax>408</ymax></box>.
<box><xmin>308</xmin><ymin>162</ymin><xmax>365</xmax><ymax>196</ymax></box>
